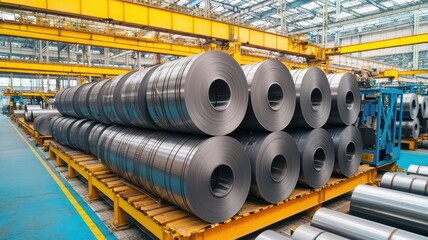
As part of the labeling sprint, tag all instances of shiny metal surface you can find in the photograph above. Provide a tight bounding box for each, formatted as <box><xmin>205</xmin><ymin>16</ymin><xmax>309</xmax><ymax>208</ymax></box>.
<box><xmin>256</xmin><ymin>230</ymin><xmax>292</xmax><ymax>240</ymax></box>
<box><xmin>33</xmin><ymin>114</ymin><xmax>57</xmax><ymax>136</ymax></box>
<box><xmin>312</xmin><ymin>207</ymin><xmax>427</xmax><ymax>240</ymax></box>
<box><xmin>418</xmin><ymin>96</ymin><xmax>428</xmax><ymax>119</ymax></box>
<box><xmin>398</xmin><ymin>93</ymin><xmax>419</xmax><ymax>120</ymax></box>
<box><xmin>146</xmin><ymin>51</ymin><xmax>248</xmax><ymax>135</ymax></box>
<box><xmin>400</xmin><ymin>118</ymin><xmax>420</xmax><ymax>139</ymax></box>
<box><xmin>408</xmin><ymin>164</ymin><xmax>428</xmax><ymax>177</ymax></box>
<box><xmin>87</xmin><ymin>123</ymin><xmax>110</xmax><ymax>156</ymax></box>
<box><xmin>232</xmin><ymin>131</ymin><xmax>300</xmax><ymax>203</ymax></box>
<box><xmin>240</xmin><ymin>59</ymin><xmax>296</xmax><ymax>131</ymax></box>
<box><xmin>24</xmin><ymin>104</ymin><xmax>41</xmax><ymax>112</ymax></box>
<box><xmin>350</xmin><ymin>184</ymin><xmax>428</xmax><ymax>236</ymax></box>
<box><xmin>327</xmin><ymin>73</ymin><xmax>360</xmax><ymax>125</ymax></box>
<box><xmin>24</xmin><ymin>109</ymin><xmax>60</xmax><ymax>122</ymax></box>
<box><xmin>289</xmin><ymin>67</ymin><xmax>331</xmax><ymax>128</ymax></box>
<box><xmin>289</xmin><ymin>129</ymin><xmax>334</xmax><ymax>188</ymax></box>
<box><xmin>76</xmin><ymin>82</ymin><xmax>96</xmax><ymax>119</ymax></box>
<box><xmin>380</xmin><ymin>172</ymin><xmax>428</xmax><ymax>196</ymax></box>
<box><xmin>292</xmin><ymin>224</ymin><xmax>349</xmax><ymax>240</ymax></box>
<box><xmin>87</xmin><ymin>80</ymin><xmax>113</xmax><ymax>124</ymax></box>
<box><xmin>12</xmin><ymin>110</ymin><xmax>25</xmax><ymax>118</ymax></box>
<box><xmin>62</xmin><ymin>85</ymin><xmax>81</xmax><ymax>117</ymax></box>
<box><xmin>326</xmin><ymin>126</ymin><xmax>362</xmax><ymax>177</ymax></box>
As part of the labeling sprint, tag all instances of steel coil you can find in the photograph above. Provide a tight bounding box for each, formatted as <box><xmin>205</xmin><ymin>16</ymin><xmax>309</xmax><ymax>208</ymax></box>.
<box><xmin>95</xmin><ymin>126</ymin><xmax>251</xmax><ymax>223</ymax></box>
<box><xmin>63</xmin><ymin>85</ymin><xmax>81</xmax><ymax>117</ymax></box>
<box><xmin>146</xmin><ymin>51</ymin><xmax>248</xmax><ymax>135</ymax></box>
<box><xmin>87</xmin><ymin>123</ymin><xmax>110</xmax><ymax>156</ymax></box>
<box><xmin>76</xmin><ymin>82</ymin><xmax>96</xmax><ymax>119</ymax></box>
<box><xmin>292</xmin><ymin>225</ymin><xmax>349</xmax><ymax>240</ymax></box>
<box><xmin>350</xmin><ymin>184</ymin><xmax>428</xmax><ymax>236</ymax></box>
<box><xmin>13</xmin><ymin>110</ymin><xmax>25</xmax><ymax>118</ymax></box>
<box><xmin>33</xmin><ymin>115</ymin><xmax>56</xmax><ymax>136</ymax></box>
<box><xmin>24</xmin><ymin>111</ymin><xmax>32</xmax><ymax>122</ymax></box>
<box><xmin>398</xmin><ymin>93</ymin><xmax>419</xmax><ymax>120</ymax></box>
<box><xmin>51</xmin><ymin>117</ymin><xmax>81</xmax><ymax>146</ymax></box>
<box><xmin>399</xmin><ymin>118</ymin><xmax>420</xmax><ymax>139</ymax></box>
<box><xmin>24</xmin><ymin>104</ymin><xmax>41</xmax><ymax>112</ymax></box>
<box><xmin>380</xmin><ymin>172</ymin><xmax>428</xmax><ymax>196</ymax></box>
<box><xmin>418</xmin><ymin>96</ymin><xmax>428</xmax><ymax>119</ymax></box>
<box><xmin>232</xmin><ymin>131</ymin><xmax>300</xmax><ymax>203</ymax></box>
<box><xmin>289</xmin><ymin>129</ymin><xmax>334</xmax><ymax>188</ymax></box>
<box><xmin>54</xmin><ymin>88</ymin><xmax>66</xmax><ymax>114</ymax></box>
<box><xmin>289</xmin><ymin>67</ymin><xmax>331</xmax><ymax>128</ymax></box>
<box><xmin>408</xmin><ymin>164</ymin><xmax>428</xmax><ymax>177</ymax></box>
<box><xmin>325</xmin><ymin>126</ymin><xmax>362</xmax><ymax>177</ymax></box>
<box><xmin>240</xmin><ymin>60</ymin><xmax>296</xmax><ymax>131</ymax></box>
<box><xmin>87</xmin><ymin>80</ymin><xmax>113</xmax><ymax>124</ymax></box>
<box><xmin>256</xmin><ymin>230</ymin><xmax>292</xmax><ymax>240</ymax></box>
<box><xmin>312</xmin><ymin>208</ymin><xmax>427</xmax><ymax>240</ymax></box>
<box><xmin>327</xmin><ymin>73</ymin><xmax>360</xmax><ymax>125</ymax></box>
<box><xmin>24</xmin><ymin>109</ymin><xmax>60</xmax><ymax>122</ymax></box>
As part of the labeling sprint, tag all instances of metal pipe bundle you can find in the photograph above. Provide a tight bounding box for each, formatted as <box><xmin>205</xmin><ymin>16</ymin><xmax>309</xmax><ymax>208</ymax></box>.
<box><xmin>312</xmin><ymin>208</ymin><xmax>427</xmax><ymax>240</ymax></box>
<box><xmin>232</xmin><ymin>131</ymin><xmax>300</xmax><ymax>203</ymax></box>
<box><xmin>380</xmin><ymin>172</ymin><xmax>428</xmax><ymax>196</ymax></box>
<box><xmin>289</xmin><ymin>67</ymin><xmax>331</xmax><ymax>128</ymax></box>
<box><xmin>398</xmin><ymin>93</ymin><xmax>419</xmax><ymax>120</ymax></box>
<box><xmin>326</xmin><ymin>126</ymin><xmax>362</xmax><ymax>177</ymax></box>
<box><xmin>34</xmin><ymin>114</ymin><xmax>58</xmax><ymax>136</ymax></box>
<box><xmin>24</xmin><ymin>109</ymin><xmax>60</xmax><ymax>122</ymax></box>
<box><xmin>51</xmin><ymin>116</ymin><xmax>251</xmax><ymax>223</ymax></box>
<box><xmin>256</xmin><ymin>230</ymin><xmax>292</xmax><ymax>240</ymax></box>
<box><xmin>289</xmin><ymin>129</ymin><xmax>334</xmax><ymax>188</ymax></box>
<box><xmin>408</xmin><ymin>164</ymin><xmax>428</xmax><ymax>177</ymax></box>
<box><xmin>327</xmin><ymin>73</ymin><xmax>360</xmax><ymax>126</ymax></box>
<box><xmin>399</xmin><ymin>118</ymin><xmax>420</xmax><ymax>139</ymax></box>
<box><xmin>292</xmin><ymin>225</ymin><xmax>349</xmax><ymax>240</ymax></box>
<box><xmin>24</xmin><ymin>104</ymin><xmax>41</xmax><ymax>112</ymax></box>
<box><xmin>350</xmin><ymin>184</ymin><xmax>428</xmax><ymax>236</ymax></box>
<box><xmin>240</xmin><ymin>60</ymin><xmax>296</xmax><ymax>131</ymax></box>
<box><xmin>146</xmin><ymin>51</ymin><xmax>248</xmax><ymax>135</ymax></box>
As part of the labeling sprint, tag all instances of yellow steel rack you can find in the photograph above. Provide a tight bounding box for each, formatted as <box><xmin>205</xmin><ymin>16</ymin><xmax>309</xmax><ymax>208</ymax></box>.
<box><xmin>48</xmin><ymin>141</ymin><xmax>376</xmax><ymax>239</ymax></box>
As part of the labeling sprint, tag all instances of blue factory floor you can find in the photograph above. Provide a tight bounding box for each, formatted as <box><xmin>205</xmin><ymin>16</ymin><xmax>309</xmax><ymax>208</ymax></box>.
<box><xmin>398</xmin><ymin>149</ymin><xmax>428</xmax><ymax>169</ymax></box>
<box><xmin>0</xmin><ymin>115</ymin><xmax>115</xmax><ymax>240</ymax></box>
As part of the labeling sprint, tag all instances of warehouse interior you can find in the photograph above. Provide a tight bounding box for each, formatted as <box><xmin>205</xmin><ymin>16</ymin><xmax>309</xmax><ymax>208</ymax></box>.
<box><xmin>1</xmin><ymin>0</ymin><xmax>428</xmax><ymax>239</ymax></box>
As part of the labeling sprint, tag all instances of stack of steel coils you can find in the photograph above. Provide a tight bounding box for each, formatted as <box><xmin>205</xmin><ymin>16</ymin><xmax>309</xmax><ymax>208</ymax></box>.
<box><xmin>418</xmin><ymin>96</ymin><xmax>428</xmax><ymax>142</ymax></box>
<box><xmin>397</xmin><ymin>93</ymin><xmax>420</xmax><ymax>140</ymax></box>
<box><xmin>51</xmin><ymin>51</ymin><xmax>363</xmax><ymax>223</ymax></box>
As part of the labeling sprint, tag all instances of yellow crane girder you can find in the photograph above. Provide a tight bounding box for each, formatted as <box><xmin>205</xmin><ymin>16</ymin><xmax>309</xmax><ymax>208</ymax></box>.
<box><xmin>0</xmin><ymin>0</ymin><xmax>323</xmax><ymax>59</ymax></box>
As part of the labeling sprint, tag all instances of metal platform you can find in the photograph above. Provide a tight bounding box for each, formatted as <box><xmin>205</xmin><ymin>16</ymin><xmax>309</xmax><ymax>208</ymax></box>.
<box><xmin>48</xmin><ymin>141</ymin><xmax>377</xmax><ymax>239</ymax></box>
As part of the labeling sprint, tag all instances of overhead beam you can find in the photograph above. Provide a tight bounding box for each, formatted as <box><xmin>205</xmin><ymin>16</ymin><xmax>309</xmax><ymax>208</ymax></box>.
<box><xmin>293</xmin><ymin>2</ymin><xmax>428</xmax><ymax>33</ymax></box>
<box><xmin>187</xmin><ymin>0</ymin><xmax>203</xmax><ymax>7</ymax></box>
<box><xmin>325</xmin><ymin>33</ymin><xmax>428</xmax><ymax>55</ymax></box>
<box><xmin>0</xmin><ymin>59</ymin><xmax>129</xmax><ymax>76</ymax></box>
<box><xmin>0</xmin><ymin>0</ymin><xmax>322</xmax><ymax>59</ymax></box>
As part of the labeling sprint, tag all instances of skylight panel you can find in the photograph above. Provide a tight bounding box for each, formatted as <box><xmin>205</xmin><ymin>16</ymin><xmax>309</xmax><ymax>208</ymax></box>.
<box><xmin>301</xmin><ymin>2</ymin><xmax>319</xmax><ymax>10</ymax></box>
<box><xmin>381</xmin><ymin>1</ymin><xmax>395</xmax><ymax>7</ymax></box>
<box><xmin>354</xmin><ymin>5</ymin><xmax>379</xmax><ymax>14</ymax></box>
<box><xmin>342</xmin><ymin>1</ymin><xmax>361</xmax><ymax>8</ymax></box>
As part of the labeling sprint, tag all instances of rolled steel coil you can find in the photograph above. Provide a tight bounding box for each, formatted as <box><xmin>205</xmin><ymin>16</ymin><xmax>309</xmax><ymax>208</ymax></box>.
<box><xmin>51</xmin><ymin>117</ymin><xmax>81</xmax><ymax>146</ymax></box>
<box><xmin>326</xmin><ymin>73</ymin><xmax>360</xmax><ymax>126</ymax></box>
<box><xmin>62</xmin><ymin>85</ymin><xmax>81</xmax><ymax>117</ymax></box>
<box><xmin>146</xmin><ymin>51</ymin><xmax>248</xmax><ymax>135</ymax></box>
<box><xmin>119</xmin><ymin>66</ymin><xmax>159</xmax><ymax>128</ymax></box>
<box><xmin>398</xmin><ymin>93</ymin><xmax>419</xmax><ymax>120</ymax></box>
<box><xmin>24</xmin><ymin>104</ymin><xmax>41</xmax><ymax>112</ymax></box>
<box><xmin>25</xmin><ymin>109</ymin><xmax>60</xmax><ymax>123</ymax></box>
<box><xmin>312</xmin><ymin>207</ymin><xmax>427</xmax><ymax>240</ymax></box>
<box><xmin>13</xmin><ymin>110</ymin><xmax>25</xmax><ymax>118</ymax></box>
<box><xmin>289</xmin><ymin>129</ymin><xmax>334</xmax><ymax>188</ymax></box>
<box><xmin>418</xmin><ymin>96</ymin><xmax>428</xmax><ymax>119</ymax></box>
<box><xmin>408</xmin><ymin>164</ymin><xmax>428</xmax><ymax>177</ymax></box>
<box><xmin>380</xmin><ymin>172</ymin><xmax>428</xmax><ymax>196</ymax></box>
<box><xmin>292</xmin><ymin>225</ymin><xmax>349</xmax><ymax>240</ymax></box>
<box><xmin>240</xmin><ymin>60</ymin><xmax>296</xmax><ymax>131</ymax></box>
<box><xmin>54</xmin><ymin>88</ymin><xmax>66</xmax><ymax>114</ymax></box>
<box><xmin>87</xmin><ymin>80</ymin><xmax>113</xmax><ymax>124</ymax></box>
<box><xmin>399</xmin><ymin>118</ymin><xmax>420</xmax><ymax>139</ymax></box>
<box><xmin>33</xmin><ymin>115</ymin><xmax>56</xmax><ymax>136</ymax></box>
<box><xmin>289</xmin><ymin>67</ymin><xmax>331</xmax><ymax>128</ymax></box>
<box><xmin>88</xmin><ymin>123</ymin><xmax>110</xmax><ymax>156</ymax></box>
<box><xmin>256</xmin><ymin>230</ymin><xmax>292</xmax><ymax>240</ymax></box>
<box><xmin>76</xmin><ymin>82</ymin><xmax>96</xmax><ymax>119</ymax></box>
<box><xmin>24</xmin><ymin>111</ymin><xmax>32</xmax><ymax>122</ymax></box>
<box><xmin>232</xmin><ymin>131</ymin><xmax>300</xmax><ymax>203</ymax></box>
<box><xmin>325</xmin><ymin>126</ymin><xmax>362</xmax><ymax>177</ymax></box>
<box><xmin>94</xmin><ymin>126</ymin><xmax>251</xmax><ymax>223</ymax></box>
<box><xmin>350</xmin><ymin>184</ymin><xmax>428</xmax><ymax>236</ymax></box>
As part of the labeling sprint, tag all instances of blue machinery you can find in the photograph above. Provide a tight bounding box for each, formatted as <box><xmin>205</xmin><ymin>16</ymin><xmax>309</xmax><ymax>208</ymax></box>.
<box><xmin>358</xmin><ymin>88</ymin><xmax>403</xmax><ymax>167</ymax></box>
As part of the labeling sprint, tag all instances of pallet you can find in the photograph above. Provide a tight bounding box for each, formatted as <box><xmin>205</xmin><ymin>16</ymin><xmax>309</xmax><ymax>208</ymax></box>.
<box><xmin>35</xmin><ymin>131</ymin><xmax>52</xmax><ymax>146</ymax></box>
<box><xmin>16</xmin><ymin>118</ymin><xmax>35</xmax><ymax>137</ymax></box>
<box><xmin>401</xmin><ymin>139</ymin><xmax>417</xmax><ymax>150</ymax></box>
<box><xmin>48</xmin><ymin>142</ymin><xmax>376</xmax><ymax>239</ymax></box>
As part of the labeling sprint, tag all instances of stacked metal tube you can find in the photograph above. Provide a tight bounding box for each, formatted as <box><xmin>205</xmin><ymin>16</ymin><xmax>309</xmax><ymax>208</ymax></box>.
<box><xmin>418</xmin><ymin>96</ymin><xmax>428</xmax><ymax>135</ymax></box>
<box><xmin>408</xmin><ymin>164</ymin><xmax>428</xmax><ymax>177</ymax></box>
<box><xmin>380</xmin><ymin>172</ymin><xmax>428</xmax><ymax>196</ymax></box>
<box><xmin>398</xmin><ymin>93</ymin><xmax>420</xmax><ymax>139</ymax></box>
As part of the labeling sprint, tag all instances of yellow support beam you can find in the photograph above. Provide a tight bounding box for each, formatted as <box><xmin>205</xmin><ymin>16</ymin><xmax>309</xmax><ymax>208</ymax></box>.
<box><xmin>399</xmin><ymin>69</ymin><xmax>428</xmax><ymax>76</ymax></box>
<box><xmin>4</xmin><ymin>92</ymin><xmax>55</xmax><ymax>98</ymax></box>
<box><xmin>0</xmin><ymin>59</ymin><xmax>130</xmax><ymax>77</ymax></box>
<box><xmin>325</xmin><ymin>33</ymin><xmax>428</xmax><ymax>55</ymax></box>
<box><xmin>0</xmin><ymin>0</ymin><xmax>322</xmax><ymax>59</ymax></box>
<box><xmin>376</xmin><ymin>69</ymin><xmax>428</xmax><ymax>80</ymax></box>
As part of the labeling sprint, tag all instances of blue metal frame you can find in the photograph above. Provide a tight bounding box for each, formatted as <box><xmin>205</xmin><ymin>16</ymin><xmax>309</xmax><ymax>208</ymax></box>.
<box><xmin>359</xmin><ymin>88</ymin><xmax>403</xmax><ymax>167</ymax></box>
